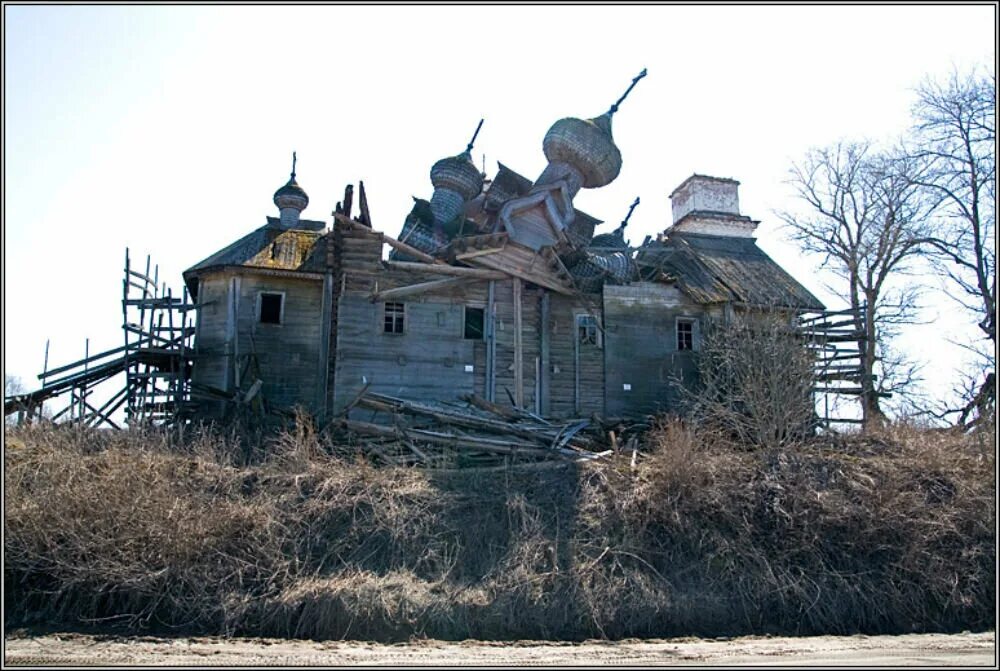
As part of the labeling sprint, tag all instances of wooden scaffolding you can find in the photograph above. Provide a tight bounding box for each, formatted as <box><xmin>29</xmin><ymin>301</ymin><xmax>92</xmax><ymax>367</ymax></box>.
<box><xmin>4</xmin><ymin>249</ymin><xmax>196</xmax><ymax>428</ymax></box>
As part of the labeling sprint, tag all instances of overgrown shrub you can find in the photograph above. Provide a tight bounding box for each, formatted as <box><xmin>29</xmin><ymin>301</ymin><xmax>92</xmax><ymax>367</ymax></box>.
<box><xmin>682</xmin><ymin>311</ymin><xmax>817</xmax><ymax>449</ymax></box>
<box><xmin>4</xmin><ymin>417</ymin><xmax>994</xmax><ymax>640</ymax></box>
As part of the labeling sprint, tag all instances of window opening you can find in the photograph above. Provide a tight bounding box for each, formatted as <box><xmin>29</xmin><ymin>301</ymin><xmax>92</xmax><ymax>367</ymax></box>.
<box><xmin>259</xmin><ymin>293</ymin><xmax>283</xmax><ymax>324</ymax></box>
<box><xmin>384</xmin><ymin>302</ymin><xmax>405</xmax><ymax>334</ymax></box>
<box><xmin>577</xmin><ymin>314</ymin><xmax>600</xmax><ymax>347</ymax></box>
<box><xmin>464</xmin><ymin>306</ymin><xmax>485</xmax><ymax>340</ymax></box>
<box><xmin>677</xmin><ymin>318</ymin><xmax>695</xmax><ymax>351</ymax></box>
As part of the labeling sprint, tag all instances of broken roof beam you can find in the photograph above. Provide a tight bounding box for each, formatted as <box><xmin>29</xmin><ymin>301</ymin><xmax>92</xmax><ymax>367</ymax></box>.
<box><xmin>467</xmin><ymin>253</ymin><xmax>576</xmax><ymax>295</ymax></box>
<box><xmin>333</xmin><ymin>213</ymin><xmax>445</xmax><ymax>265</ymax></box>
<box><xmin>371</xmin><ymin>277</ymin><xmax>478</xmax><ymax>302</ymax></box>
<box><xmin>382</xmin><ymin>260</ymin><xmax>510</xmax><ymax>280</ymax></box>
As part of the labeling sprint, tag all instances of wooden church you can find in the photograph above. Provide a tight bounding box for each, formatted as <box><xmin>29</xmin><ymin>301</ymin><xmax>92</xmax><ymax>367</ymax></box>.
<box><xmin>181</xmin><ymin>71</ymin><xmax>824</xmax><ymax>423</ymax></box>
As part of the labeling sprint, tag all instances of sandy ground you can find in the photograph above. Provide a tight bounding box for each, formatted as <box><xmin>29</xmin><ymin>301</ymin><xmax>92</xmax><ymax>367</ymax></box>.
<box><xmin>3</xmin><ymin>631</ymin><xmax>995</xmax><ymax>667</ymax></box>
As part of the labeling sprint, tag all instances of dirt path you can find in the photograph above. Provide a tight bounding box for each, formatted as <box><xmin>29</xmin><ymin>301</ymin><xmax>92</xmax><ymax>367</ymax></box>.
<box><xmin>4</xmin><ymin>631</ymin><xmax>994</xmax><ymax>666</ymax></box>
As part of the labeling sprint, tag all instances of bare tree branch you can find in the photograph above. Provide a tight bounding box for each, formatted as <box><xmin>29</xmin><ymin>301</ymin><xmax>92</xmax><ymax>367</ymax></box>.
<box><xmin>779</xmin><ymin>141</ymin><xmax>934</xmax><ymax>428</ymax></box>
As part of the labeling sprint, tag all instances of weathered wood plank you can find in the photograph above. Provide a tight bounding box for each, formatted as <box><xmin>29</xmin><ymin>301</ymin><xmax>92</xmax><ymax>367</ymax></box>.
<box><xmin>371</xmin><ymin>277</ymin><xmax>473</xmax><ymax>302</ymax></box>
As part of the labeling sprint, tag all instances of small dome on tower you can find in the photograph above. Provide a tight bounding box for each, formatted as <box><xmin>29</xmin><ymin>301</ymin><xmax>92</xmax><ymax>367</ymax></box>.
<box><xmin>273</xmin><ymin>178</ymin><xmax>308</xmax><ymax>211</ymax></box>
<box><xmin>273</xmin><ymin>152</ymin><xmax>309</xmax><ymax>212</ymax></box>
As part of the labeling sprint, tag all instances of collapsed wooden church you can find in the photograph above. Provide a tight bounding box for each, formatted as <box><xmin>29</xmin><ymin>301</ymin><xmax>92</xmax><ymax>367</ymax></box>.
<box><xmin>7</xmin><ymin>71</ymin><xmax>869</xmax><ymax>436</ymax></box>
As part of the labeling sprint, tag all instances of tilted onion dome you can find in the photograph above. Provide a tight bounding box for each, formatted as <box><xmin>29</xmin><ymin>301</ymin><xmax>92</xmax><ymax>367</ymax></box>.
<box><xmin>430</xmin><ymin>150</ymin><xmax>484</xmax><ymax>202</ymax></box>
<box><xmin>273</xmin><ymin>176</ymin><xmax>309</xmax><ymax>212</ymax></box>
<box><xmin>542</xmin><ymin>112</ymin><xmax>622</xmax><ymax>189</ymax></box>
<box><xmin>542</xmin><ymin>69</ymin><xmax>647</xmax><ymax>190</ymax></box>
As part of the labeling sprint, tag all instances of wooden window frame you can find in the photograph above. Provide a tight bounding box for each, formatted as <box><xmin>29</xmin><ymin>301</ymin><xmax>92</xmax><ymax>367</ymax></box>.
<box><xmin>676</xmin><ymin>316</ymin><xmax>698</xmax><ymax>352</ymax></box>
<box><xmin>575</xmin><ymin>313</ymin><xmax>602</xmax><ymax>349</ymax></box>
<box><xmin>383</xmin><ymin>301</ymin><xmax>406</xmax><ymax>335</ymax></box>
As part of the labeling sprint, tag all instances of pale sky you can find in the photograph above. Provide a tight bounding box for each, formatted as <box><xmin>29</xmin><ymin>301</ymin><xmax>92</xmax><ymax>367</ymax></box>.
<box><xmin>4</xmin><ymin>5</ymin><xmax>995</xmax><ymax>419</ymax></box>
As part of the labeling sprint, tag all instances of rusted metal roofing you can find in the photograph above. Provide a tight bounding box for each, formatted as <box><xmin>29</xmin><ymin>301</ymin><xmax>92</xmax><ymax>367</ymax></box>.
<box><xmin>636</xmin><ymin>233</ymin><xmax>824</xmax><ymax>310</ymax></box>
<box><xmin>183</xmin><ymin>220</ymin><xmax>329</xmax><ymax>294</ymax></box>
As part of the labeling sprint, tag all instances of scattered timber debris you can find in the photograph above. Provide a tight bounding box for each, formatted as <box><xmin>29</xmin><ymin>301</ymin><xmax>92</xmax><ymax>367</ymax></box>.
<box><xmin>332</xmin><ymin>389</ymin><xmax>650</xmax><ymax>469</ymax></box>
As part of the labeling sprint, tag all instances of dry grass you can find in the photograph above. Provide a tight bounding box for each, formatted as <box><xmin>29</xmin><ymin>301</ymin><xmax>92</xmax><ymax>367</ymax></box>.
<box><xmin>4</xmin><ymin>417</ymin><xmax>994</xmax><ymax>640</ymax></box>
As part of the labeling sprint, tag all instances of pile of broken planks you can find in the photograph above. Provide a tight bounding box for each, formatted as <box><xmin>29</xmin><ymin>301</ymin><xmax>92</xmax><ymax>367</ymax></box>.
<box><xmin>335</xmin><ymin>390</ymin><xmax>615</xmax><ymax>469</ymax></box>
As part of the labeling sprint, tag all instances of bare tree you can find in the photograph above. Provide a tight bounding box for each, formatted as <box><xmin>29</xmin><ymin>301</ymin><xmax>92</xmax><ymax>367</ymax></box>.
<box><xmin>5</xmin><ymin>375</ymin><xmax>26</xmax><ymax>428</ymax></box>
<box><xmin>5</xmin><ymin>374</ymin><xmax>24</xmax><ymax>398</ymax></box>
<box><xmin>779</xmin><ymin>142</ymin><xmax>936</xmax><ymax>428</ymax></box>
<box><xmin>909</xmin><ymin>70</ymin><xmax>996</xmax><ymax>429</ymax></box>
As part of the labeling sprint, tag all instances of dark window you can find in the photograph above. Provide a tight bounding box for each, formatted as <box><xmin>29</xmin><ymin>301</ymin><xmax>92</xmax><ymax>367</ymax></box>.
<box><xmin>384</xmin><ymin>302</ymin><xmax>405</xmax><ymax>334</ymax></box>
<box><xmin>464</xmin><ymin>307</ymin><xmax>485</xmax><ymax>340</ymax></box>
<box><xmin>577</xmin><ymin>314</ymin><xmax>600</xmax><ymax>347</ymax></box>
<box><xmin>259</xmin><ymin>293</ymin><xmax>283</xmax><ymax>324</ymax></box>
<box><xmin>677</xmin><ymin>319</ymin><xmax>694</xmax><ymax>351</ymax></box>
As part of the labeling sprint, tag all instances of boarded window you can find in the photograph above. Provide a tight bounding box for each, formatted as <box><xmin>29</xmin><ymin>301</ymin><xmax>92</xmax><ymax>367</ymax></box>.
<box><xmin>464</xmin><ymin>306</ymin><xmax>485</xmax><ymax>340</ymax></box>
<box><xmin>384</xmin><ymin>302</ymin><xmax>405</xmax><ymax>334</ymax></box>
<box><xmin>677</xmin><ymin>318</ymin><xmax>696</xmax><ymax>351</ymax></box>
<box><xmin>577</xmin><ymin>314</ymin><xmax>601</xmax><ymax>347</ymax></box>
<box><xmin>259</xmin><ymin>293</ymin><xmax>283</xmax><ymax>324</ymax></box>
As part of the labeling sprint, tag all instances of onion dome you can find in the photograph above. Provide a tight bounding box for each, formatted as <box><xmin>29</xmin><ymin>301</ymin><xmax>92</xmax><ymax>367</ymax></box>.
<box><xmin>542</xmin><ymin>69</ymin><xmax>647</xmax><ymax>190</ymax></box>
<box><xmin>543</xmin><ymin>114</ymin><xmax>622</xmax><ymax>189</ymax></box>
<box><xmin>273</xmin><ymin>152</ymin><xmax>309</xmax><ymax>212</ymax></box>
<box><xmin>430</xmin><ymin>119</ymin><xmax>486</xmax><ymax>201</ymax></box>
<box><xmin>429</xmin><ymin>120</ymin><xmax>486</xmax><ymax>227</ymax></box>
<box><xmin>430</xmin><ymin>151</ymin><xmax>483</xmax><ymax>201</ymax></box>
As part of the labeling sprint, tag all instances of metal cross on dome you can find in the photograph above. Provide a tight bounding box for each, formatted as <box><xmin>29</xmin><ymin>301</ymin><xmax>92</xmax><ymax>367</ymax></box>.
<box><xmin>466</xmin><ymin>119</ymin><xmax>485</xmax><ymax>154</ymax></box>
<box><xmin>621</xmin><ymin>196</ymin><xmax>641</xmax><ymax>229</ymax></box>
<box><xmin>608</xmin><ymin>68</ymin><xmax>648</xmax><ymax>116</ymax></box>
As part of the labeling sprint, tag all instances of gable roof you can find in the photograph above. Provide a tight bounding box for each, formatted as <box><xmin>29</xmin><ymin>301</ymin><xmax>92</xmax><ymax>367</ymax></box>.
<box><xmin>636</xmin><ymin>232</ymin><xmax>824</xmax><ymax>310</ymax></box>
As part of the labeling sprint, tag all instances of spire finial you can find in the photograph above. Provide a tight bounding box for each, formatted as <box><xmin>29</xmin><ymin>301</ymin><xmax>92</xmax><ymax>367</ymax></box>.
<box><xmin>620</xmin><ymin>196</ymin><xmax>640</xmax><ymax>229</ymax></box>
<box><xmin>291</xmin><ymin>151</ymin><xmax>297</xmax><ymax>180</ymax></box>
<box><xmin>608</xmin><ymin>68</ymin><xmax>647</xmax><ymax>116</ymax></box>
<box><xmin>466</xmin><ymin>119</ymin><xmax>485</xmax><ymax>154</ymax></box>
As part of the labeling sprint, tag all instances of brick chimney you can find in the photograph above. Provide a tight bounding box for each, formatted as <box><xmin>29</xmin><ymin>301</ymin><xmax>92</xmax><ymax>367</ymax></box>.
<box><xmin>668</xmin><ymin>174</ymin><xmax>757</xmax><ymax>237</ymax></box>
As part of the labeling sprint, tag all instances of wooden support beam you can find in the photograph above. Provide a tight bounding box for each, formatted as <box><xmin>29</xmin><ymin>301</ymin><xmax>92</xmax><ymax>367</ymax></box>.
<box><xmin>456</xmin><ymin>247</ymin><xmax>506</xmax><ymax>260</ymax></box>
<box><xmin>370</xmin><ymin>277</ymin><xmax>471</xmax><ymax>303</ymax></box>
<box><xmin>383</xmin><ymin>260</ymin><xmax>508</xmax><ymax>280</ymax></box>
<box><xmin>38</xmin><ymin>343</ymin><xmax>129</xmax><ymax>380</ymax></box>
<box><xmin>539</xmin><ymin>292</ymin><xmax>550</xmax><ymax>416</ymax></box>
<box><xmin>80</xmin><ymin>396</ymin><xmax>122</xmax><ymax>430</ymax></box>
<box><xmin>513</xmin><ymin>277</ymin><xmax>524</xmax><ymax>408</ymax></box>
<box><xmin>86</xmin><ymin>383</ymin><xmax>131</xmax><ymax>427</ymax></box>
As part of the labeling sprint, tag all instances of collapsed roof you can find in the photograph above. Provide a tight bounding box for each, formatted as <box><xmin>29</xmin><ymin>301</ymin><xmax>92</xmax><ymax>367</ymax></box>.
<box><xmin>184</xmin><ymin>69</ymin><xmax>823</xmax><ymax>312</ymax></box>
